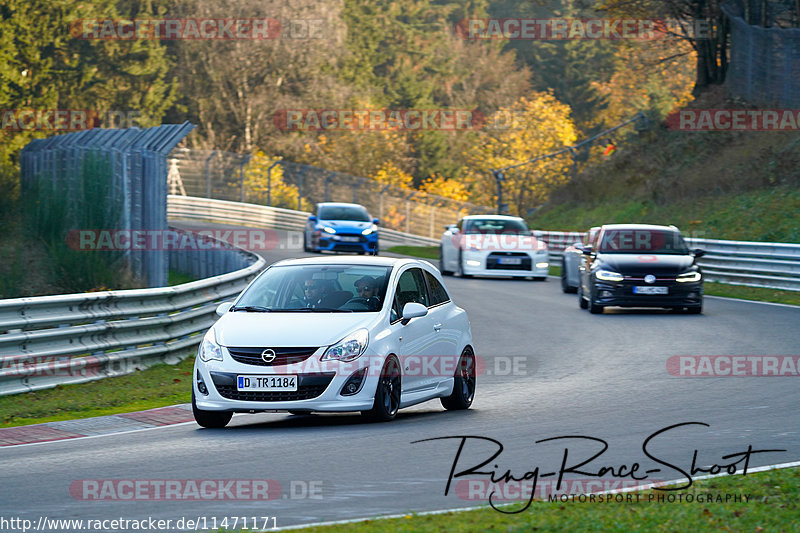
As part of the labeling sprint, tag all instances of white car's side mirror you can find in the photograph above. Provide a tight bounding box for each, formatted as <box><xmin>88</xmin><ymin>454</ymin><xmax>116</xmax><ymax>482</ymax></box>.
<box><xmin>401</xmin><ymin>302</ymin><xmax>428</xmax><ymax>325</ymax></box>
<box><xmin>216</xmin><ymin>301</ymin><xmax>233</xmax><ymax>316</ymax></box>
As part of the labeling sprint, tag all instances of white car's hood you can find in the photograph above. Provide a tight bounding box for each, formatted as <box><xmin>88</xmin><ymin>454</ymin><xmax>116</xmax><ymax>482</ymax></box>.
<box><xmin>214</xmin><ymin>312</ymin><xmax>378</xmax><ymax>347</ymax></box>
<box><xmin>460</xmin><ymin>233</ymin><xmax>543</xmax><ymax>252</ymax></box>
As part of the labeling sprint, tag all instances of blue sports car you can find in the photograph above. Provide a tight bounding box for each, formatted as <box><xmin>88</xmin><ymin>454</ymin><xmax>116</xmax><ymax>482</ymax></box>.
<box><xmin>303</xmin><ymin>202</ymin><xmax>380</xmax><ymax>254</ymax></box>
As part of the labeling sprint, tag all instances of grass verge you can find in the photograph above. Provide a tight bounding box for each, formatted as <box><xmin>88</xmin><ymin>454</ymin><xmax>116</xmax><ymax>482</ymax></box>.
<box><xmin>272</xmin><ymin>467</ymin><xmax>799</xmax><ymax>532</ymax></box>
<box><xmin>0</xmin><ymin>355</ymin><xmax>195</xmax><ymax>428</ymax></box>
<box><xmin>386</xmin><ymin>245</ymin><xmax>439</xmax><ymax>259</ymax></box>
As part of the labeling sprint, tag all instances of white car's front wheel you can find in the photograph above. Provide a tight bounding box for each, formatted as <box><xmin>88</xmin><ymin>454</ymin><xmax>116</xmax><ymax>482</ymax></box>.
<box><xmin>192</xmin><ymin>390</ymin><xmax>232</xmax><ymax>429</ymax></box>
<box><xmin>363</xmin><ymin>356</ymin><xmax>401</xmax><ymax>422</ymax></box>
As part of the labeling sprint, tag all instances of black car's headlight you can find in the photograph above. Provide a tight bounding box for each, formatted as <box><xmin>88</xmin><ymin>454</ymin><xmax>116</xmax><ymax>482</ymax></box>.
<box><xmin>676</xmin><ymin>271</ymin><xmax>702</xmax><ymax>283</ymax></box>
<box><xmin>595</xmin><ymin>270</ymin><xmax>624</xmax><ymax>282</ymax></box>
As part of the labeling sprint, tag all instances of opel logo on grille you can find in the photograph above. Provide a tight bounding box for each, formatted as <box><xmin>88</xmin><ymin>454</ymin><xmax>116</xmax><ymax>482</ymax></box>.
<box><xmin>261</xmin><ymin>349</ymin><xmax>277</xmax><ymax>363</ymax></box>
<box><xmin>644</xmin><ymin>274</ymin><xmax>656</xmax><ymax>284</ymax></box>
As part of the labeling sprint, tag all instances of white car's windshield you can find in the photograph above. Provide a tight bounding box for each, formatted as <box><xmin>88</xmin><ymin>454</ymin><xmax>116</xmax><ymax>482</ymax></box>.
<box><xmin>234</xmin><ymin>264</ymin><xmax>391</xmax><ymax>312</ymax></box>
<box><xmin>464</xmin><ymin>219</ymin><xmax>529</xmax><ymax>234</ymax></box>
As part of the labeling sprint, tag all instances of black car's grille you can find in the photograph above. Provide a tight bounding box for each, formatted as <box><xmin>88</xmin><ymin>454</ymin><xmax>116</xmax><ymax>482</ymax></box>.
<box><xmin>486</xmin><ymin>252</ymin><xmax>532</xmax><ymax>271</ymax></box>
<box><xmin>210</xmin><ymin>372</ymin><xmax>335</xmax><ymax>402</ymax></box>
<box><xmin>227</xmin><ymin>347</ymin><xmax>318</xmax><ymax>367</ymax></box>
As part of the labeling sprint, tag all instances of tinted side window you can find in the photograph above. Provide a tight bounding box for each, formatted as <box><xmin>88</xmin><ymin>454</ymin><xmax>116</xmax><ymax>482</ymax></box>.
<box><xmin>424</xmin><ymin>271</ymin><xmax>450</xmax><ymax>306</ymax></box>
<box><xmin>393</xmin><ymin>268</ymin><xmax>430</xmax><ymax>312</ymax></box>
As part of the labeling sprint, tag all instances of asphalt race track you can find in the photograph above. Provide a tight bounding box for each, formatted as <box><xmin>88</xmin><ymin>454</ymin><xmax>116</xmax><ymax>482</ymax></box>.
<box><xmin>1</xmin><ymin>223</ymin><xmax>798</xmax><ymax>530</ymax></box>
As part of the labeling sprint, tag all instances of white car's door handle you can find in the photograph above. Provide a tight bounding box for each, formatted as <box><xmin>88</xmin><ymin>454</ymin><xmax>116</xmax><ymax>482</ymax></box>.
<box><xmin>433</xmin><ymin>323</ymin><xmax>442</xmax><ymax>332</ymax></box>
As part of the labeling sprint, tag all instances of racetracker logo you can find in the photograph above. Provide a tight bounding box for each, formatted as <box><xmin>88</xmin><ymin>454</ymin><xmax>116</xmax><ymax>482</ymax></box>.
<box><xmin>454</xmin><ymin>18</ymin><xmax>710</xmax><ymax>40</ymax></box>
<box><xmin>258</xmin><ymin>355</ymin><xmax>527</xmax><ymax>378</ymax></box>
<box><xmin>454</xmin><ymin>478</ymin><xmax>663</xmax><ymax>501</ymax></box>
<box><xmin>1</xmin><ymin>110</ymin><xmax>99</xmax><ymax>131</ymax></box>
<box><xmin>69</xmin><ymin>479</ymin><xmax>326</xmax><ymax>501</ymax></box>
<box><xmin>68</xmin><ymin>18</ymin><xmax>326</xmax><ymax>40</ymax></box>
<box><xmin>452</xmin><ymin>233</ymin><xmax>547</xmax><ymax>252</ymax></box>
<box><xmin>273</xmin><ymin>109</ymin><xmax>486</xmax><ymax>131</ymax></box>
<box><xmin>667</xmin><ymin>356</ymin><xmax>800</xmax><ymax>377</ymax></box>
<box><xmin>66</xmin><ymin>229</ymin><xmax>285</xmax><ymax>252</ymax></box>
<box><xmin>666</xmin><ymin>109</ymin><xmax>800</xmax><ymax>131</ymax></box>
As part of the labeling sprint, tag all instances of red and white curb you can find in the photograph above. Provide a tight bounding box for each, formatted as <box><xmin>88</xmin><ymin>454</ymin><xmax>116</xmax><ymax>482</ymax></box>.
<box><xmin>0</xmin><ymin>404</ymin><xmax>195</xmax><ymax>447</ymax></box>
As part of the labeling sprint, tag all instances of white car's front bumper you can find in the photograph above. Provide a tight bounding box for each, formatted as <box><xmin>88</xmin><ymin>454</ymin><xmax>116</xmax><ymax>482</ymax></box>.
<box><xmin>193</xmin><ymin>351</ymin><xmax>384</xmax><ymax>412</ymax></box>
<box><xmin>461</xmin><ymin>249</ymin><xmax>549</xmax><ymax>277</ymax></box>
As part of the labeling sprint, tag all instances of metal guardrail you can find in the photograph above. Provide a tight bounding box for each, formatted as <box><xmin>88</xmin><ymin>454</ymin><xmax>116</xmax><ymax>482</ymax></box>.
<box><xmin>539</xmin><ymin>231</ymin><xmax>800</xmax><ymax>291</ymax></box>
<box><xmin>0</xmin><ymin>231</ymin><xmax>265</xmax><ymax>396</ymax></box>
<box><xmin>166</xmin><ymin>195</ymin><xmax>440</xmax><ymax>248</ymax></box>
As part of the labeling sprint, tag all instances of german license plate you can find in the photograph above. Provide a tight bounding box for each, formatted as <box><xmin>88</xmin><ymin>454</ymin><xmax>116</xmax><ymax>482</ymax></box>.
<box><xmin>237</xmin><ymin>375</ymin><xmax>298</xmax><ymax>391</ymax></box>
<box><xmin>633</xmin><ymin>286</ymin><xmax>668</xmax><ymax>295</ymax></box>
<box><xmin>339</xmin><ymin>236</ymin><xmax>360</xmax><ymax>242</ymax></box>
<box><xmin>498</xmin><ymin>257</ymin><xmax>522</xmax><ymax>265</ymax></box>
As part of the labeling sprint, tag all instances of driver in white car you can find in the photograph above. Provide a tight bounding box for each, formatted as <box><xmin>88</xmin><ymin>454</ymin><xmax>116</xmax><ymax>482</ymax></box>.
<box><xmin>354</xmin><ymin>275</ymin><xmax>381</xmax><ymax>310</ymax></box>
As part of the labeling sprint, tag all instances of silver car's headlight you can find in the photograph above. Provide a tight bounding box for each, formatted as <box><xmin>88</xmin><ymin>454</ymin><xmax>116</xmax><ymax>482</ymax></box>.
<box><xmin>321</xmin><ymin>329</ymin><xmax>369</xmax><ymax>362</ymax></box>
<box><xmin>198</xmin><ymin>329</ymin><xmax>223</xmax><ymax>362</ymax></box>
<box><xmin>676</xmin><ymin>271</ymin><xmax>702</xmax><ymax>283</ymax></box>
<box><xmin>596</xmin><ymin>270</ymin><xmax>624</xmax><ymax>282</ymax></box>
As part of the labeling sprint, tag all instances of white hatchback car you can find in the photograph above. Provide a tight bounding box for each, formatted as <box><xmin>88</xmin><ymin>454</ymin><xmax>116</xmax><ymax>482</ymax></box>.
<box><xmin>192</xmin><ymin>256</ymin><xmax>475</xmax><ymax>427</ymax></box>
<box><xmin>439</xmin><ymin>215</ymin><xmax>549</xmax><ymax>280</ymax></box>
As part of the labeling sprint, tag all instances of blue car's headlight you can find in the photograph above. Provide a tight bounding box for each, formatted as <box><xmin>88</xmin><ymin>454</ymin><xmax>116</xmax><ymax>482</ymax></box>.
<box><xmin>321</xmin><ymin>226</ymin><xmax>336</xmax><ymax>234</ymax></box>
<box><xmin>362</xmin><ymin>224</ymin><xmax>378</xmax><ymax>236</ymax></box>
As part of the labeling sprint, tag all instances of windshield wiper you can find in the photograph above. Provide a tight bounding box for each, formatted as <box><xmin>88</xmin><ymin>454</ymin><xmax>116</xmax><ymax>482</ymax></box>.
<box><xmin>262</xmin><ymin>307</ymin><xmax>355</xmax><ymax>313</ymax></box>
<box><xmin>231</xmin><ymin>305</ymin><xmax>273</xmax><ymax>312</ymax></box>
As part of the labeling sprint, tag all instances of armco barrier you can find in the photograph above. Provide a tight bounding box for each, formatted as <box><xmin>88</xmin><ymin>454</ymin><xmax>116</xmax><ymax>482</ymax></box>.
<box><xmin>0</xmin><ymin>230</ymin><xmax>265</xmax><ymax>396</ymax></box>
<box><xmin>167</xmin><ymin>195</ymin><xmax>440</xmax><ymax>248</ymax></box>
<box><xmin>540</xmin><ymin>231</ymin><xmax>800</xmax><ymax>291</ymax></box>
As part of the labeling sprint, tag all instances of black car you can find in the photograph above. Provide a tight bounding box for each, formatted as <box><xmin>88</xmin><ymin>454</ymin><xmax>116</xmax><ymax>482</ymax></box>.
<box><xmin>577</xmin><ymin>224</ymin><xmax>705</xmax><ymax>314</ymax></box>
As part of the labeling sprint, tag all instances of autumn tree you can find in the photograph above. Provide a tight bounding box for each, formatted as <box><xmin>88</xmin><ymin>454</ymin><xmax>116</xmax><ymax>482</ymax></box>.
<box><xmin>463</xmin><ymin>93</ymin><xmax>577</xmax><ymax>214</ymax></box>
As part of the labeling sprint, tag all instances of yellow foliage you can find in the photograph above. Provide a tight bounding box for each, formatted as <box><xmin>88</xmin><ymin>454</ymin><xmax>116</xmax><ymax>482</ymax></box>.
<box><xmin>592</xmin><ymin>40</ymin><xmax>696</xmax><ymax>127</ymax></box>
<box><xmin>370</xmin><ymin>161</ymin><xmax>414</xmax><ymax>189</ymax></box>
<box><xmin>463</xmin><ymin>93</ymin><xmax>577</xmax><ymax>214</ymax></box>
<box><xmin>419</xmin><ymin>175</ymin><xmax>470</xmax><ymax>203</ymax></box>
<box><xmin>245</xmin><ymin>151</ymin><xmax>312</xmax><ymax>211</ymax></box>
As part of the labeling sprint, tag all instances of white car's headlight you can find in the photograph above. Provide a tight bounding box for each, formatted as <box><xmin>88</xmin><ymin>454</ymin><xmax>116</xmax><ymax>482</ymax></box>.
<box><xmin>198</xmin><ymin>329</ymin><xmax>223</xmax><ymax>362</ymax></box>
<box><xmin>321</xmin><ymin>329</ymin><xmax>369</xmax><ymax>362</ymax></box>
<box><xmin>596</xmin><ymin>270</ymin><xmax>624</xmax><ymax>282</ymax></box>
<box><xmin>677</xmin><ymin>271</ymin><xmax>702</xmax><ymax>282</ymax></box>
<box><xmin>362</xmin><ymin>224</ymin><xmax>377</xmax><ymax>235</ymax></box>
<box><xmin>322</xmin><ymin>226</ymin><xmax>336</xmax><ymax>234</ymax></box>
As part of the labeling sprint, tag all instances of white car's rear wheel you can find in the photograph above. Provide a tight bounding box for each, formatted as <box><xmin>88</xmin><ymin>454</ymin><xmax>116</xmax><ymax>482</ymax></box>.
<box><xmin>441</xmin><ymin>347</ymin><xmax>476</xmax><ymax>410</ymax></box>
